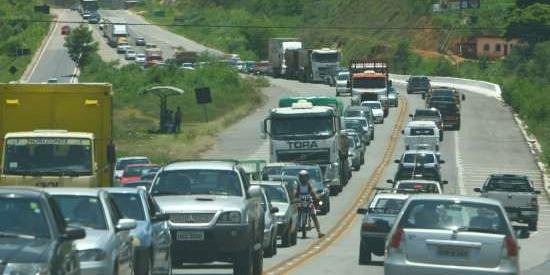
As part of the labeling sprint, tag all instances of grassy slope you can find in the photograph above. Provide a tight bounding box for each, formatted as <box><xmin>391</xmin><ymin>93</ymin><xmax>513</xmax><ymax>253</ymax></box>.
<box><xmin>80</xmin><ymin>56</ymin><xmax>266</xmax><ymax>163</ymax></box>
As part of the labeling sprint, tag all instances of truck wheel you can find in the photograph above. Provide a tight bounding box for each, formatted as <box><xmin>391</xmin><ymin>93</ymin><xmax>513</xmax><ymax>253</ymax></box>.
<box><xmin>358</xmin><ymin>242</ymin><xmax>372</xmax><ymax>265</ymax></box>
<box><xmin>528</xmin><ymin>220</ymin><xmax>538</xmax><ymax>231</ymax></box>
<box><xmin>264</xmin><ymin>235</ymin><xmax>276</xmax><ymax>257</ymax></box>
<box><xmin>233</xmin><ymin>247</ymin><xmax>254</xmax><ymax>275</ymax></box>
<box><xmin>281</xmin><ymin>228</ymin><xmax>291</xmax><ymax>247</ymax></box>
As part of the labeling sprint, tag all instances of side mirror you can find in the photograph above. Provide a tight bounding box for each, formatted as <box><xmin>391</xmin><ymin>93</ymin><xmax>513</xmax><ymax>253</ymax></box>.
<box><xmin>248</xmin><ymin>185</ymin><xmax>262</xmax><ymax>198</ymax></box>
<box><xmin>63</xmin><ymin>226</ymin><xmax>86</xmax><ymax>240</ymax></box>
<box><xmin>441</xmin><ymin>180</ymin><xmax>448</xmax><ymax>185</ymax></box>
<box><xmin>408</xmin><ymin>114</ymin><xmax>413</xmax><ymax>118</ymax></box>
<box><xmin>462</xmin><ymin>94</ymin><xmax>466</xmax><ymax>101</ymax></box>
<box><xmin>439</xmin><ymin>159</ymin><xmax>445</xmax><ymax>164</ymax></box>
<box><xmin>386</xmin><ymin>179</ymin><xmax>394</xmax><ymax>184</ymax></box>
<box><xmin>356</xmin><ymin>208</ymin><xmax>368</xmax><ymax>215</ymax></box>
<box><xmin>270</xmin><ymin>206</ymin><xmax>279</xmax><ymax>214</ymax></box>
<box><xmin>515</xmin><ymin>226</ymin><xmax>530</xmax><ymax>239</ymax></box>
<box><xmin>394</xmin><ymin>159</ymin><xmax>400</xmax><ymax>164</ymax></box>
<box><xmin>116</xmin><ymin>218</ymin><xmax>137</xmax><ymax>232</ymax></box>
<box><xmin>107</xmin><ymin>143</ymin><xmax>116</xmax><ymax>163</ymax></box>
<box><xmin>534</xmin><ymin>190</ymin><xmax>541</xmax><ymax>194</ymax></box>
<box><xmin>151</xmin><ymin>213</ymin><xmax>170</xmax><ymax>223</ymax></box>
<box><xmin>473</xmin><ymin>187</ymin><xmax>482</xmax><ymax>193</ymax></box>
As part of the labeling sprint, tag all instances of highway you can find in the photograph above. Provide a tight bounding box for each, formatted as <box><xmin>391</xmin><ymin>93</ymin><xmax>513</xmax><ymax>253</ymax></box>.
<box><xmin>23</xmin><ymin>8</ymin><xmax>550</xmax><ymax>275</ymax></box>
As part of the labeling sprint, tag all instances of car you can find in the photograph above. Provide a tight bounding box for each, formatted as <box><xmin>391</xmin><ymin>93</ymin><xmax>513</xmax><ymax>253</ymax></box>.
<box><xmin>253</xmin><ymin>181</ymin><xmax>298</xmax><ymax>248</ymax></box>
<box><xmin>390</xmin><ymin>165</ymin><xmax>448</xmax><ymax>188</ymax></box>
<box><xmin>385</xmin><ymin>195</ymin><xmax>524</xmax><ymax>275</ymax></box>
<box><xmin>402</xmin><ymin>120</ymin><xmax>441</xmax><ymax>152</ymax></box>
<box><xmin>410</xmin><ymin>108</ymin><xmax>444</xmax><ymax>132</ymax></box>
<box><xmin>342</xmin><ymin>129</ymin><xmax>365</xmax><ymax>162</ymax></box>
<box><xmin>48</xmin><ymin>188</ymin><xmax>137</xmax><ymax>275</ymax></box>
<box><xmin>387</xmin><ymin>86</ymin><xmax>399</xmax><ymax>107</ymax></box>
<box><xmin>261</xmin><ymin>162</ymin><xmax>294</xmax><ymax>180</ymax></box>
<box><xmin>135</xmin><ymin>36</ymin><xmax>146</xmax><ymax>46</ymax></box>
<box><xmin>149</xmin><ymin>160</ymin><xmax>264</xmax><ymax>275</ymax></box>
<box><xmin>88</xmin><ymin>13</ymin><xmax>100</xmax><ymax>24</ymax></box>
<box><xmin>428</xmin><ymin>100</ymin><xmax>462</xmax><ymax>130</ymax></box>
<box><xmin>0</xmin><ymin>188</ymin><xmax>85</xmax><ymax>275</ymax></box>
<box><xmin>281</xmin><ymin>164</ymin><xmax>331</xmax><ymax>215</ymax></box>
<box><xmin>361</xmin><ymin>101</ymin><xmax>384</xmax><ymax>123</ymax></box>
<box><xmin>356</xmin><ymin>190</ymin><xmax>408</xmax><ymax>264</ymax></box>
<box><xmin>474</xmin><ymin>174</ymin><xmax>541</xmax><ymax>231</ymax></box>
<box><xmin>267</xmin><ymin>174</ymin><xmax>299</xmax><ymax>195</ymax></box>
<box><xmin>344</xmin><ymin>105</ymin><xmax>375</xmax><ymax>141</ymax></box>
<box><xmin>255</xmin><ymin>185</ymin><xmax>279</xmax><ymax>257</ymax></box>
<box><xmin>120</xmin><ymin>164</ymin><xmax>161</xmax><ymax>185</ymax></box>
<box><xmin>343</xmin><ymin>117</ymin><xmax>369</xmax><ymax>145</ymax></box>
<box><xmin>343</xmin><ymin>116</ymin><xmax>371</xmax><ymax>145</ymax></box>
<box><xmin>180</xmin><ymin>62</ymin><xmax>195</xmax><ymax>70</ymax></box>
<box><xmin>115</xmin><ymin>156</ymin><xmax>151</xmax><ymax>180</ymax></box>
<box><xmin>395</xmin><ymin>150</ymin><xmax>444</xmax><ymax>170</ymax></box>
<box><xmin>145</xmin><ymin>43</ymin><xmax>157</xmax><ymax>49</ymax></box>
<box><xmin>61</xmin><ymin>25</ymin><xmax>71</xmax><ymax>35</ymax></box>
<box><xmin>135</xmin><ymin>53</ymin><xmax>146</xmax><ymax>65</ymax></box>
<box><xmin>105</xmin><ymin>187</ymin><xmax>172</xmax><ymax>275</ymax></box>
<box><xmin>393</xmin><ymin>179</ymin><xmax>443</xmax><ymax>194</ymax></box>
<box><xmin>347</xmin><ymin>135</ymin><xmax>362</xmax><ymax>171</ymax></box>
<box><xmin>117</xmin><ymin>44</ymin><xmax>131</xmax><ymax>54</ymax></box>
<box><xmin>125</xmin><ymin>49</ymin><xmax>137</xmax><ymax>60</ymax></box>
<box><xmin>424</xmin><ymin>86</ymin><xmax>465</xmax><ymax>104</ymax></box>
<box><xmin>406</xmin><ymin>75</ymin><xmax>431</xmax><ymax>94</ymax></box>
<box><xmin>335</xmin><ymin>71</ymin><xmax>350</xmax><ymax>96</ymax></box>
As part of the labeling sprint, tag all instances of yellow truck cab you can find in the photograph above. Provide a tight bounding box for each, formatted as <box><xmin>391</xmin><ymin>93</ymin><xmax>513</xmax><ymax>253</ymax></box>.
<box><xmin>0</xmin><ymin>83</ymin><xmax>114</xmax><ymax>187</ymax></box>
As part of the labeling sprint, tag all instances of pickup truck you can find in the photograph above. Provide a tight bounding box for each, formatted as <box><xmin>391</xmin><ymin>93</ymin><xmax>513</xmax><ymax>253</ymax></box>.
<box><xmin>475</xmin><ymin>174</ymin><xmax>541</xmax><ymax>231</ymax></box>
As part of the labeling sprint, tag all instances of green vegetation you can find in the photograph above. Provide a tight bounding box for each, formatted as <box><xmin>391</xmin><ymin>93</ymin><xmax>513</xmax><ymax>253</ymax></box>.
<box><xmin>0</xmin><ymin>0</ymin><xmax>51</xmax><ymax>82</ymax></box>
<box><xmin>64</xmin><ymin>25</ymin><xmax>98</xmax><ymax>69</ymax></box>
<box><xmin>80</xmin><ymin>56</ymin><xmax>265</xmax><ymax>163</ymax></box>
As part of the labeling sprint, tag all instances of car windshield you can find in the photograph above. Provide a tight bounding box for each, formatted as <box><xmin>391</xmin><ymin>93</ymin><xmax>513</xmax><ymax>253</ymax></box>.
<box><xmin>271</xmin><ymin>116</ymin><xmax>334</xmax><ymax>137</ymax></box>
<box><xmin>344</xmin><ymin>121</ymin><xmax>362</xmax><ymax>133</ymax></box>
<box><xmin>262</xmin><ymin>166</ymin><xmax>285</xmax><ymax>180</ymax></box>
<box><xmin>409</xmin><ymin>128</ymin><xmax>435</xmax><ymax>136</ymax></box>
<box><xmin>353</xmin><ymin>77</ymin><xmax>386</xmax><ymax>88</ymax></box>
<box><xmin>410</xmin><ymin>77</ymin><xmax>429</xmax><ymax>84</ymax></box>
<box><xmin>124</xmin><ymin>166</ymin><xmax>159</xmax><ymax>177</ymax></box>
<box><xmin>337</xmin><ymin>73</ymin><xmax>349</xmax><ymax>80</ymax></box>
<box><xmin>312</xmin><ymin>52</ymin><xmax>339</xmax><ymax>63</ymax></box>
<box><xmin>372</xmin><ymin>198</ymin><xmax>406</xmax><ymax>214</ymax></box>
<box><xmin>261</xmin><ymin>185</ymin><xmax>288</xmax><ymax>203</ymax></box>
<box><xmin>396</xmin><ymin>182</ymin><xmax>439</xmax><ymax>193</ymax></box>
<box><xmin>53</xmin><ymin>195</ymin><xmax>107</xmax><ymax>230</ymax></box>
<box><xmin>0</xmin><ymin>196</ymin><xmax>51</xmax><ymax>238</ymax></box>
<box><xmin>400</xmin><ymin>200</ymin><xmax>509</xmax><ymax>235</ymax></box>
<box><xmin>395</xmin><ymin>167</ymin><xmax>441</xmax><ymax>181</ymax></box>
<box><xmin>365</xmin><ymin>102</ymin><xmax>381</xmax><ymax>109</ymax></box>
<box><xmin>345</xmin><ymin>110</ymin><xmax>362</xmax><ymax>117</ymax></box>
<box><xmin>415</xmin><ymin>110</ymin><xmax>438</xmax><ymax>117</ymax></box>
<box><xmin>151</xmin><ymin>169</ymin><xmax>243</xmax><ymax>196</ymax></box>
<box><xmin>486</xmin><ymin>177</ymin><xmax>533</xmax><ymax>192</ymax></box>
<box><xmin>116</xmin><ymin>158</ymin><xmax>149</xmax><ymax>170</ymax></box>
<box><xmin>110</xmin><ymin>193</ymin><xmax>145</xmax><ymax>221</ymax></box>
<box><xmin>4</xmin><ymin>138</ymin><xmax>93</xmax><ymax>176</ymax></box>
<box><xmin>282</xmin><ymin>167</ymin><xmax>322</xmax><ymax>185</ymax></box>
<box><xmin>403</xmin><ymin>153</ymin><xmax>435</xmax><ymax>164</ymax></box>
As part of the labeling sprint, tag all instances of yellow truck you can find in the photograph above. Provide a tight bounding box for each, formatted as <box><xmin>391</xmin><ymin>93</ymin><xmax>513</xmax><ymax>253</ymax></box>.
<box><xmin>0</xmin><ymin>83</ymin><xmax>114</xmax><ymax>187</ymax></box>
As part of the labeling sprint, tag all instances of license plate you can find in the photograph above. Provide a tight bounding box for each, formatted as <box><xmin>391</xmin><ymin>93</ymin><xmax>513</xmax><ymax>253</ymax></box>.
<box><xmin>176</xmin><ymin>231</ymin><xmax>204</xmax><ymax>241</ymax></box>
<box><xmin>437</xmin><ymin>246</ymin><xmax>469</xmax><ymax>258</ymax></box>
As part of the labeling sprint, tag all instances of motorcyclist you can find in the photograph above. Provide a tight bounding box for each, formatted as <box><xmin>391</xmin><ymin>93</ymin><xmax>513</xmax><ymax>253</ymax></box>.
<box><xmin>295</xmin><ymin>170</ymin><xmax>325</xmax><ymax>238</ymax></box>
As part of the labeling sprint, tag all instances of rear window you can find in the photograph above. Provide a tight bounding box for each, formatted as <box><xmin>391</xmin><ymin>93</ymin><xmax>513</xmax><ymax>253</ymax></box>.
<box><xmin>414</xmin><ymin>110</ymin><xmax>438</xmax><ymax>117</ymax></box>
<box><xmin>410</xmin><ymin>128</ymin><xmax>435</xmax><ymax>136</ymax></box>
<box><xmin>486</xmin><ymin>177</ymin><xmax>532</xmax><ymax>192</ymax></box>
<box><xmin>399</xmin><ymin>200</ymin><xmax>509</xmax><ymax>235</ymax></box>
<box><xmin>372</xmin><ymin>198</ymin><xmax>406</xmax><ymax>214</ymax></box>
<box><xmin>396</xmin><ymin>182</ymin><xmax>439</xmax><ymax>193</ymax></box>
<box><xmin>345</xmin><ymin>110</ymin><xmax>362</xmax><ymax>117</ymax></box>
<box><xmin>403</xmin><ymin>153</ymin><xmax>435</xmax><ymax>164</ymax></box>
<box><xmin>116</xmin><ymin>158</ymin><xmax>149</xmax><ymax>170</ymax></box>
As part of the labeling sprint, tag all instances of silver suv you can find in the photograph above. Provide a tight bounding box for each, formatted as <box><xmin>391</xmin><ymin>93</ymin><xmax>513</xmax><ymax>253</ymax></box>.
<box><xmin>149</xmin><ymin>160</ymin><xmax>264</xmax><ymax>275</ymax></box>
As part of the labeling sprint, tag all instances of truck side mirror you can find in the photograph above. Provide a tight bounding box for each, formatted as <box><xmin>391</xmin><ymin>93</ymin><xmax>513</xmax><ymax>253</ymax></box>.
<box><xmin>107</xmin><ymin>143</ymin><xmax>116</xmax><ymax>163</ymax></box>
<box><xmin>394</xmin><ymin>159</ymin><xmax>400</xmax><ymax>164</ymax></box>
<box><xmin>462</xmin><ymin>94</ymin><xmax>466</xmax><ymax>101</ymax></box>
<box><xmin>260</xmin><ymin>121</ymin><xmax>266</xmax><ymax>139</ymax></box>
<box><xmin>473</xmin><ymin>187</ymin><xmax>482</xmax><ymax>193</ymax></box>
<box><xmin>386</xmin><ymin>179</ymin><xmax>394</xmax><ymax>184</ymax></box>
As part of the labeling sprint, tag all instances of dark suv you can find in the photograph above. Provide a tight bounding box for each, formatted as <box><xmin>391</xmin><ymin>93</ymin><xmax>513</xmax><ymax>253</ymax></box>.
<box><xmin>406</xmin><ymin>76</ymin><xmax>431</xmax><ymax>94</ymax></box>
<box><xmin>0</xmin><ymin>188</ymin><xmax>85</xmax><ymax>275</ymax></box>
<box><xmin>150</xmin><ymin>160</ymin><xmax>265</xmax><ymax>275</ymax></box>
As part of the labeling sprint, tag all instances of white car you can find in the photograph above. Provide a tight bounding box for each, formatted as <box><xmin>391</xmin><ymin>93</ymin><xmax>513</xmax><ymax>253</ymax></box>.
<box><xmin>395</xmin><ymin>150</ymin><xmax>443</xmax><ymax>169</ymax></box>
<box><xmin>135</xmin><ymin>53</ymin><xmax>146</xmax><ymax>65</ymax></box>
<box><xmin>361</xmin><ymin>101</ymin><xmax>384</xmax><ymax>123</ymax></box>
<box><xmin>402</xmin><ymin>120</ymin><xmax>441</xmax><ymax>152</ymax></box>
<box><xmin>125</xmin><ymin>49</ymin><xmax>137</xmax><ymax>60</ymax></box>
<box><xmin>114</xmin><ymin>156</ymin><xmax>151</xmax><ymax>180</ymax></box>
<box><xmin>393</xmin><ymin>179</ymin><xmax>443</xmax><ymax>194</ymax></box>
<box><xmin>335</xmin><ymin>71</ymin><xmax>350</xmax><ymax>96</ymax></box>
<box><xmin>117</xmin><ymin>44</ymin><xmax>130</xmax><ymax>54</ymax></box>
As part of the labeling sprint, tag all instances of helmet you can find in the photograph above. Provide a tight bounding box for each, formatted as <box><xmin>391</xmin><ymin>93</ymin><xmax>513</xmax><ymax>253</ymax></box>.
<box><xmin>298</xmin><ymin>170</ymin><xmax>309</xmax><ymax>183</ymax></box>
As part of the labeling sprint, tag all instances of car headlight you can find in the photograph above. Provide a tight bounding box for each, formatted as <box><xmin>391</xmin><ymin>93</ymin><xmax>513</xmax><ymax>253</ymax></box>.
<box><xmin>217</xmin><ymin>211</ymin><xmax>242</xmax><ymax>224</ymax></box>
<box><xmin>78</xmin><ymin>249</ymin><xmax>107</xmax><ymax>262</ymax></box>
<box><xmin>4</xmin><ymin>263</ymin><xmax>50</xmax><ymax>275</ymax></box>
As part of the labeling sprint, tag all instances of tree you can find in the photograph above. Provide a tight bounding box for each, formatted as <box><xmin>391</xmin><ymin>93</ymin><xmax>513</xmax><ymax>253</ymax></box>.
<box><xmin>64</xmin><ymin>24</ymin><xmax>98</xmax><ymax>69</ymax></box>
<box><xmin>506</xmin><ymin>3</ymin><xmax>550</xmax><ymax>45</ymax></box>
<box><xmin>392</xmin><ymin>40</ymin><xmax>411</xmax><ymax>74</ymax></box>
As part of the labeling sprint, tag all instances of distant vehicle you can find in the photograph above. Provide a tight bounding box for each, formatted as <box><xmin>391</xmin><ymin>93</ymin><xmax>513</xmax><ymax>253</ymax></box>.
<box><xmin>120</xmin><ymin>164</ymin><xmax>160</xmax><ymax>185</ymax></box>
<box><xmin>124</xmin><ymin>49</ymin><xmax>137</xmax><ymax>60</ymax></box>
<box><xmin>424</xmin><ymin>86</ymin><xmax>465</xmax><ymax>104</ymax></box>
<box><xmin>145</xmin><ymin>43</ymin><xmax>157</xmax><ymax>49</ymax></box>
<box><xmin>389</xmin><ymin>165</ymin><xmax>448</xmax><ymax>190</ymax></box>
<box><xmin>103</xmin><ymin>18</ymin><xmax>129</xmax><ymax>47</ymax></box>
<box><xmin>428</xmin><ymin>100</ymin><xmax>462</xmax><ymax>130</ymax></box>
<box><xmin>145</xmin><ymin>48</ymin><xmax>163</xmax><ymax>67</ymax></box>
<box><xmin>387</xmin><ymin>86</ymin><xmax>399</xmax><ymax>107</ymax></box>
<box><xmin>347</xmin><ymin>135</ymin><xmax>362</xmax><ymax>171</ymax></box>
<box><xmin>349</xmin><ymin>60</ymin><xmax>390</xmax><ymax>116</ymax></box>
<box><xmin>411</xmin><ymin>108</ymin><xmax>443</xmax><ymax>131</ymax></box>
<box><xmin>253</xmin><ymin>181</ymin><xmax>298</xmax><ymax>248</ymax></box>
<box><xmin>344</xmin><ymin>105</ymin><xmax>375</xmax><ymax>139</ymax></box>
<box><xmin>135</xmin><ymin>36</ymin><xmax>146</xmax><ymax>46</ymax></box>
<box><xmin>255</xmin><ymin>185</ymin><xmax>279</xmax><ymax>257</ymax></box>
<box><xmin>87</xmin><ymin>12</ymin><xmax>100</xmax><ymax>24</ymax></box>
<box><xmin>47</xmin><ymin>77</ymin><xmax>59</xmax><ymax>83</ymax></box>
<box><xmin>61</xmin><ymin>25</ymin><xmax>71</xmax><ymax>35</ymax></box>
<box><xmin>343</xmin><ymin>117</ymin><xmax>371</xmax><ymax>145</ymax></box>
<box><xmin>385</xmin><ymin>195</ymin><xmax>524</xmax><ymax>275</ymax></box>
<box><xmin>268</xmin><ymin>38</ymin><xmax>302</xmax><ymax>77</ymax></box>
<box><xmin>335</xmin><ymin>71</ymin><xmax>350</xmax><ymax>96</ymax></box>
<box><xmin>117</xmin><ymin>44</ymin><xmax>131</xmax><ymax>54</ymax></box>
<box><xmin>150</xmin><ymin>160</ymin><xmax>265</xmax><ymax>275</ymax></box>
<box><xmin>284</xmin><ymin>47</ymin><xmax>341</xmax><ymax>84</ymax></box>
<box><xmin>281</xmin><ymin>164</ymin><xmax>331</xmax><ymax>214</ymax></box>
<box><xmin>394</xmin><ymin>179</ymin><xmax>443</xmax><ymax>194</ymax></box>
<box><xmin>361</xmin><ymin>101</ymin><xmax>384</xmax><ymax>123</ymax></box>
<box><xmin>49</xmin><ymin>188</ymin><xmax>137</xmax><ymax>275</ymax></box>
<box><xmin>105</xmin><ymin>187</ymin><xmax>172</xmax><ymax>275</ymax></box>
<box><xmin>0</xmin><ymin>188</ymin><xmax>85</xmax><ymax>275</ymax></box>
<box><xmin>395</xmin><ymin>150</ymin><xmax>443</xmax><ymax>169</ymax></box>
<box><xmin>357</xmin><ymin>191</ymin><xmax>408</xmax><ymax>264</ymax></box>
<box><xmin>475</xmin><ymin>174</ymin><xmax>541</xmax><ymax>231</ymax></box>
<box><xmin>115</xmin><ymin>156</ymin><xmax>151</xmax><ymax>180</ymax></box>
<box><xmin>135</xmin><ymin>53</ymin><xmax>146</xmax><ymax>65</ymax></box>
<box><xmin>180</xmin><ymin>63</ymin><xmax>195</xmax><ymax>70</ymax></box>
<box><xmin>402</xmin><ymin>120</ymin><xmax>441</xmax><ymax>152</ymax></box>
<box><xmin>406</xmin><ymin>75</ymin><xmax>431</xmax><ymax>94</ymax></box>
<box><xmin>253</xmin><ymin>61</ymin><xmax>272</xmax><ymax>75</ymax></box>
<box><xmin>342</xmin><ymin>129</ymin><xmax>365</xmax><ymax>162</ymax></box>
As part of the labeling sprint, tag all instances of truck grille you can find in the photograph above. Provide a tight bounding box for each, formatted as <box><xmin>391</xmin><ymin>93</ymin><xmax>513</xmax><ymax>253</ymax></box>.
<box><xmin>277</xmin><ymin>150</ymin><xmax>330</xmax><ymax>164</ymax></box>
<box><xmin>169</xmin><ymin>212</ymin><xmax>216</xmax><ymax>224</ymax></box>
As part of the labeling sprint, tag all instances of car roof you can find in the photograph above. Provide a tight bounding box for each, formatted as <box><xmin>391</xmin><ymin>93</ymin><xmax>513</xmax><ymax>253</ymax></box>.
<box><xmin>43</xmin><ymin>188</ymin><xmax>103</xmax><ymax>196</ymax></box>
<box><xmin>251</xmin><ymin>181</ymin><xmax>286</xmax><ymax>187</ymax></box>
<box><xmin>372</xmin><ymin>193</ymin><xmax>409</xmax><ymax>200</ymax></box>
<box><xmin>407</xmin><ymin>194</ymin><xmax>502</xmax><ymax>206</ymax></box>
<box><xmin>396</xmin><ymin>179</ymin><xmax>440</xmax><ymax>184</ymax></box>
<box><xmin>126</xmin><ymin>163</ymin><xmax>159</xmax><ymax>168</ymax></box>
<box><xmin>403</xmin><ymin>150</ymin><xmax>437</xmax><ymax>155</ymax></box>
<box><xmin>117</xmin><ymin>156</ymin><xmax>149</xmax><ymax>162</ymax></box>
<box><xmin>282</xmin><ymin>164</ymin><xmax>321</xmax><ymax>170</ymax></box>
<box><xmin>103</xmin><ymin>187</ymin><xmax>144</xmax><ymax>194</ymax></box>
<box><xmin>489</xmin><ymin>174</ymin><xmax>528</xmax><ymax>179</ymax></box>
<box><xmin>406</xmin><ymin>120</ymin><xmax>437</xmax><ymax>127</ymax></box>
<box><xmin>163</xmin><ymin>160</ymin><xmax>237</xmax><ymax>171</ymax></box>
<box><xmin>0</xmin><ymin>187</ymin><xmax>45</xmax><ymax>198</ymax></box>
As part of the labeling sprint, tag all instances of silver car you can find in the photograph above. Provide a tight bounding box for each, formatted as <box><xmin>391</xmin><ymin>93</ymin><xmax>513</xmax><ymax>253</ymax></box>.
<box><xmin>395</xmin><ymin>150</ymin><xmax>444</xmax><ymax>169</ymax></box>
<box><xmin>48</xmin><ymin>188</ymin><xmax>136</xmax><ymax>275</ymax></box>
<box><xmin>105</xmin><ymin>187</ymin><xmax>172</xmax><ymax>275</ymax></box>
<box><xmin>385</xmin><ymin>195</ymin><xmax>524</xmax><ymax>275</ymax></box>
<box><xmin>255</xmin><ymin>185</ymin><xmax>279</xmax><ymax>257</ymax></box>
<box><xmin>347</xmin><ymin>135</ymin><xmax>362</xmax><ymax>171</ymax></box>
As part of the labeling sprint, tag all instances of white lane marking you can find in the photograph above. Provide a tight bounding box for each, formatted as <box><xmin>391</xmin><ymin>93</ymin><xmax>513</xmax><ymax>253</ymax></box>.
<box><xmin>455</xmin><ymin>131</ymin><xmax>465</xmax><ymax>195</ymax></box>
<box><xmin>28</xmin><ymin>10</ymin><xmax>64</xmax><ymax>81</ymax></box>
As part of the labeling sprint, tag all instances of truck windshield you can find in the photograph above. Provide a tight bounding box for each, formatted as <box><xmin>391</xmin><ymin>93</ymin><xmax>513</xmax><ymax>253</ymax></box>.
<box><xmin>312</xmin><ymin>52</ymin><xmax>339</xmax><ymax>63</ymax></box>
<box><xmin>271</xmin><ymin>117</ymin><xmax>334</xmax><ymax>137</ymax></box>
<box><xmin>353</xmin><ymin>77</ymin><xmax>386</xmax><ymax>88</ymax></box>
<box><xmin>4</xmin><ymin>138</ymin><xmax>93</xmax><ymax>176</ymax></box>
<box><xmin>151</xmin><ymin>170</ymin><xmax>243</xmax><ymax>197</ymax></box>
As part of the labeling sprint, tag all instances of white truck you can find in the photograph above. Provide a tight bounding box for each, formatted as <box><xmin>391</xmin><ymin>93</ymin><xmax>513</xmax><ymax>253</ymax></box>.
<box><xmin>402</xmin><ymin>121</ymin><xmax>441</xmax><ymax>153</ymax></box>
<box><xmin>268</xmin><ymin>38</ymin><xmax>303</xmax><ymax>77</ymax></box>
<box><xmin>103</xmin><ymin>18</ymin><xmax>129</xmax><ymax>47</ymax></box>
<box><xmin>285</xmin><ymin>48</ymin><xmax>341</xmax><ymax>84</ymax></box>
<box><xmin>261</xmin><ymin>100</ymin><xmax>347</xmax><ymax>195</ymax></box>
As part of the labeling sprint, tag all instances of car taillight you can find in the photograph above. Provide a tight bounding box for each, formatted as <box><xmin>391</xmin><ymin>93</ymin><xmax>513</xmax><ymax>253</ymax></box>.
<box><xmin>362</xmin><ymin>222</ymin><xmax>376</xmax><ymax>231</ymax></box>
<box><xmin>531</xmin><ymin>197</ymin><xmax>538</xmax><ymax>208</ymax></box>
<box><xmin>390</xmin><ymin>227</ymin><xmax>404</xmax><ymax>249</ymax></box>
<box><xmin>505</xmin><ymin>235</ymin><xmax>518</xmax><ymax>257</ymax></box>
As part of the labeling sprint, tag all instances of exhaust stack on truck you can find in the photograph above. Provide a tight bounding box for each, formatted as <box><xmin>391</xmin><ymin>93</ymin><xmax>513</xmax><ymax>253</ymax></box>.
<box><xmin>0</xmin><ymin>83</ymin><xmax>115</xmax><ymax>187</ymax></box>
